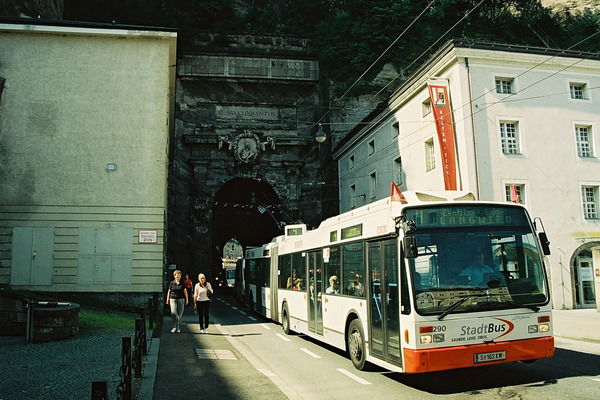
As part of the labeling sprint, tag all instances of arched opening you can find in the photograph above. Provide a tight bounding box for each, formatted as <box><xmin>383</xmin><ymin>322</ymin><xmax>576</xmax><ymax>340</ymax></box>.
<box><xmin>570</xmin><ymin>242</ymin><xmax>599</xmax><ymax>308</ymax></box>
<box><xmin>210</xmin><ymin>178</ymin><xmax>285</xmax><ymax>278</ymax></box>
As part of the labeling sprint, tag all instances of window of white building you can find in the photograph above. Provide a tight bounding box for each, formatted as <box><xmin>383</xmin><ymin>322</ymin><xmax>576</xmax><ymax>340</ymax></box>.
<box><xmin>570</xmin><ymin>82</ymin><xmax>588</xmax><ymax>100</ymax></box>
<box><xmin>422</xmin><ymin>98</ymin><xmax>431</xmax><ymax>117</ymax></box>
<box><xmin>575</xmin><ymin>125</ymin><xmax>594</xmax><ymax>158</ymax></box>
<box><xmin>504</xmin><ymin>184</ymin><xmax>525</xmax><ymax>204</ymax></box>
<box><xmin>394</xmin><ymin>156</ymin><xmax>403</xmax><ymax>186</ymax></box>
<box><xmin>368</xmin><ymin>140</ymin><xmax>375</xmax><ymax>156</ymax></box>
<box><xmin>425</xmin><ymin>138</ymin><xmax>435</xmax><ymax>171</ymax></box>
<box><xmin>369</xmin><ymin>171</ymin><xmax>377</xmax><ymax>199</ymax></box>
<box><xmin>348</xmin><ymin>154</ymin><xmax>355</xmax><ymax>169</ymax></box>
<box><xmin>495</xmin><ymin>77</ymin><xmax>514</xmax><ymax>94</ymax></box>
<box><xmin>499</xmin><ymin>121</ymin><xmax>520</xmax><ymax>154</ymax></box>
<box><xmin>582</xmin><ymin>186</ymin><xmax>599</xmax><ymax>220</ymax></box>
<box><xmin>392</xmin><ymin>121</ymin><xmax>399</xmax><ymax>138</ymax></box>
<box><xmin>350</xmin><ymin>184</ymin><xmax>356</xmax><ymax>209</ymax></box>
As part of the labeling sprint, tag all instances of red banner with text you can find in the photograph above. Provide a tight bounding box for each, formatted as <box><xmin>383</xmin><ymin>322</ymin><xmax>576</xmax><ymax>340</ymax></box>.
<box><xmin>428</xmin><ymin>82</ymin><xmax>457</xmax><ymax>190</ymax></box>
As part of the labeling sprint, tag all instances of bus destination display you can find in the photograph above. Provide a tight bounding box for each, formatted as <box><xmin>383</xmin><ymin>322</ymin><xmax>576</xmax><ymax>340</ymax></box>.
<box><xmin>405</xmin><ymin>205</ymin><xmax>528</xmax><ymax>229</ymax></box>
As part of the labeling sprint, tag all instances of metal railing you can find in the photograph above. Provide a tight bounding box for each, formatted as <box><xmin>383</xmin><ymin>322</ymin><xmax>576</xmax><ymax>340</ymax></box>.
<box><xmin>92</xmin><ymin>295</ymin><xmax>159</xmax><ymax>400</ymax></box>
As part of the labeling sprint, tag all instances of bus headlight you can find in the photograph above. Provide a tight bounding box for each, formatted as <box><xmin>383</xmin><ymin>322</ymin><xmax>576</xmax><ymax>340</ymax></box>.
<box><xmin>420</xmin><ymin>334</ymin><xmax>432</xmax><ymax>344</ymax></box>
<box><xmin>528</xmin><ymin>323</ymin><xmax>550</xmax><ymax>333</ymax></box>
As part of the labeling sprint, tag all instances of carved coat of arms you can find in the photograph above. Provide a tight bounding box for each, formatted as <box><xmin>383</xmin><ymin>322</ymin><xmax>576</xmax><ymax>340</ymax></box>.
<box><xmin>233</xmin><ymin>132</ymin><xmax>260</xmax><ymax>163</ymax></box>
<box><xmin>219</xmin><ymin>131</ymin><xmax>275</xmax><ymax>164</ymax></box>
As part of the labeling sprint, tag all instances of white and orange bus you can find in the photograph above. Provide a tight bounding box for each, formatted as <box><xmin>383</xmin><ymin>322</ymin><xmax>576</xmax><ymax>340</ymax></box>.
<box><xmin>238</xmin><ymin>190</ymin><xmax>554</xmax><ymax>373</ymax></box>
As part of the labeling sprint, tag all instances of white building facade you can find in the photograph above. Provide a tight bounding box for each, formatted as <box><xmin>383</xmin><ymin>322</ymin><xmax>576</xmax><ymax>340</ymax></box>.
<box><xmin>333</xmin><ymin>40</ymin><xmax>600</xmax><ymax>310</ymax></box>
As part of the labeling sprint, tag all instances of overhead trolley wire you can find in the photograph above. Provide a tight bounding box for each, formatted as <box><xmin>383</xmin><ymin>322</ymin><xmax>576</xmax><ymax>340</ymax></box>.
<box><xmin>393</xmin><ymin>29</ymin><xmax>600</xmax><ymax>148</ymax></box>
<box><xmin>368</xmin><ymin>0</ymin><xmax>487</xmax><ymax>102</ymax></box>
<box><xmin>313</xmin><ymin>0</ymin><xmax>438</xmax><ymax>127</ymax></box>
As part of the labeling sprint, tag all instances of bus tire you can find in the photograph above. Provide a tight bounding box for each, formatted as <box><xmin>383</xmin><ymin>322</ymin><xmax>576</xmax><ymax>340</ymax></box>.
<box><xmin>282</xmin><ymin>304</ymin><xmax>292</xmax><ymax>335</ymax></box>
<box><xmin>347</xmin><ymin>319</ymin><xmax>367</xmax><ymax>370</ymax></box>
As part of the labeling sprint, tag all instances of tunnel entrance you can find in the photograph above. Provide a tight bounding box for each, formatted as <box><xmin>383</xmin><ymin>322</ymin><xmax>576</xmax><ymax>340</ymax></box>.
<box><xmin>210</xmin><ymin>178</ymin><xmax>284</xmax><ymax>278</ymax></box>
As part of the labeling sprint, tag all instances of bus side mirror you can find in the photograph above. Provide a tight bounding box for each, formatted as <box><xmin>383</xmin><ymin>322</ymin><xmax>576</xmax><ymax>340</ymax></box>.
<box><xmin>538</xmin><ymin>232</ymin><xmax>551</xmax><ymax>255</ymax></box>
<box><xmin>403</xmin><ymin>236</ymin><xmax>418</xmax><ymax>259</ymax></box>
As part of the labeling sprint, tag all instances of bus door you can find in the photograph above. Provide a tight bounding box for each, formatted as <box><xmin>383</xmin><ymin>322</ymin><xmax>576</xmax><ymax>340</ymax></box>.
<box><xmin>270</xmin><ymin>246</ymin><xmax>279</xmax><ymax>322</ymax></box>
<box><xmin>367</xmin><ymin>239</ymin><xmax>401</xmax><ymax>365</ymax></box>
<box><xmin>308</xmin><ymin>250</ymin><xmax>324</xmax><ymax>335</ymax></box>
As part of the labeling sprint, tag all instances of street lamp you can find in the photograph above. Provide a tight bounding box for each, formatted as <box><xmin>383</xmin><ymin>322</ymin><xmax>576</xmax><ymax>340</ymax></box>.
<box><xmin>315</xmin><ymin>123</ymin><xmax>326</xmax><ymax>143</ymax></box>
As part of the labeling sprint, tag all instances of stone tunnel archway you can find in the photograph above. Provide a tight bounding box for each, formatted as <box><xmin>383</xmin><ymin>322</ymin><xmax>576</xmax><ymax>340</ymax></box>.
<box><xmin>209</xmin><ymin>178</ymin><xmax>284</xmax><ymax>278</ymax></box>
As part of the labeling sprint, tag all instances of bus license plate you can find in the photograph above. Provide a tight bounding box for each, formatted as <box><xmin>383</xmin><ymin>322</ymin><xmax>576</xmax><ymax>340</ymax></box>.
<box><xmin>474</xmin><ymin>351</ymin><xmax>506</xmax><ymax>364</ymax></box>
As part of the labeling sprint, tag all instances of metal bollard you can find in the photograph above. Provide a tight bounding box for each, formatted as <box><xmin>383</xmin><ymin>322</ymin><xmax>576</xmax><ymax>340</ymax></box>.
<box><xmin>116</xmin><ymin>337</ymin><xmax>132</xmax><ymax>400</ymax></box>
<box><xmin>134</xmin><ymin>319</ymin><xmax>144</xmax><ymax>378</ymax></box>
<box><xmin>148</xmin><ymin>296</ymin><xmax>154</xmax><ymax>329</ymax></box>
<box><xmin>137</xmin><ymin>310</ymin><xmax>147</xmax><ymax>355</ymax></box>
<box><xmin>91</xmin><ymin>381</ymin><xmax>108</xmax><ymax>400</ymax></box>
<box><xmin>25</xmin><ymin>300</ymin><xmax>32</xmax><ymax>345</ymax></box>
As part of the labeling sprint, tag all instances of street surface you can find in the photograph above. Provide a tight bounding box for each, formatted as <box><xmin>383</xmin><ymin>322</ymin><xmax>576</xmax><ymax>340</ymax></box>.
<box><xmin>208</xmin><ymin>294</ymin><xmax>600</xmax><ymax>400</ymax></box>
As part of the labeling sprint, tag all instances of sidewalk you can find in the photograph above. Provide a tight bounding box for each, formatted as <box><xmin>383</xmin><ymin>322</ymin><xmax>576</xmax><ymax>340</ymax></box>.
<box><xmin>552</xmin><ymin>308</ymin><xmax>600</xmax><ymax>343</ymax></box>
<box><xmin>138</xmin><ymin>298</ymin><xmax>288</xmax><ymax>400</ymax></box>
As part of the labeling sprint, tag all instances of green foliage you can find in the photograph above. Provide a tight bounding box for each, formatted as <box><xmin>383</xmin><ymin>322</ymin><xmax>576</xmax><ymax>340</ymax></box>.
<box><xmin>63</xmin><ymin>0</ymin><xmax>600</xmax><ymax>96</ymax></box>
<box><xmin>78</xmin><ymin>307</ymin><xmax>138</xmax><ymax>334</ymax></box>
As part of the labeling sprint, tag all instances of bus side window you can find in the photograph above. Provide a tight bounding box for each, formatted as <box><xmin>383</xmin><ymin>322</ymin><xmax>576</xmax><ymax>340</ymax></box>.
<box><xmin>279</xmin><ymin>254</ymin><xmax>291</xmax><ymax>289</ymax></box>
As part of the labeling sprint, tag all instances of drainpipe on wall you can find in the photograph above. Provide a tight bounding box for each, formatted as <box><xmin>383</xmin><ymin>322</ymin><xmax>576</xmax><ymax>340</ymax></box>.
<box><xmin>464</xmin><ymin>58</ymin><xmax>480</xmax><ymax>199</ymax></box>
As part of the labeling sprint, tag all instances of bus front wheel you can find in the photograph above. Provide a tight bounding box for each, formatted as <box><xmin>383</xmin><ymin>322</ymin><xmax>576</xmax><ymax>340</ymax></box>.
<box><xmin>347</xmin><ymin>319</ymin><xmax>367</xmax><ymax>370</ymax></box>
<box><xmin>282</xmin><ymin>305</ymin><xmax>291</xmax><ymax>335</ymax></box>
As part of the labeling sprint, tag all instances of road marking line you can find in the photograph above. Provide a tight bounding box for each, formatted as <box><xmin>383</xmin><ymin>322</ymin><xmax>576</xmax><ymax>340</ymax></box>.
<box><xmin>261</xmin><ymin>324</ymin><xmax>271</xmax><ymax>330</ymax></box>
<box><xmin>276</xmin><ymin>333</ymin><xmax>291</xmax><ymax>342</ymax></box>
<box><xmin>259</xmin><ymin>368</ymin><xmax>278</xmax><ymax>377</ymax></box>
<box><xmin>239</xmin><ymin>311</ymin><xmax>247</xmax><ymax>315</ymax></box>
<box><xmin>300</xmin><ymin>348</ymin><xmax>321</xmax><ymax>358</ymax></box>
<box><xmin>337</xmin><ymin>368</ymin><xmax>371</xmax><ymax>385</ymax></box>
<box><xmin>231</xmin><ymin>306</ymin><xmax>238</xmax><ymax>310</ymax></box>
<box><xmin>248</xmin><ymin>316</ymin><xmax>257</xmax><ymax>321</ymax></box>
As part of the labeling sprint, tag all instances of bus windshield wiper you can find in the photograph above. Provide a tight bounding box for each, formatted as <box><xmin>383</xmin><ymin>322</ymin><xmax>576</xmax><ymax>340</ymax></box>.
<box><xmin>438</xmin><ymin>294</ymin><xmax>487</xmax><ymax>321</ymax></box>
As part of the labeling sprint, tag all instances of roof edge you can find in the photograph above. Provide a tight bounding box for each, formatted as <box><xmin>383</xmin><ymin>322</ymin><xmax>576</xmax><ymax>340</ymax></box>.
<box><xmin>0</xmin><ymin>16</ymin><xmax>177</xmax><ymax>33</ymax></box>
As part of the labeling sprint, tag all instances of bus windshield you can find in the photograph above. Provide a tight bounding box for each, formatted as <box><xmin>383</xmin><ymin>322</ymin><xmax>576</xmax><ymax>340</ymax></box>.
<box><xmin>404</xmin><ymin>204</ymin><xmax>549</xmax><ymax>316</ymax></box>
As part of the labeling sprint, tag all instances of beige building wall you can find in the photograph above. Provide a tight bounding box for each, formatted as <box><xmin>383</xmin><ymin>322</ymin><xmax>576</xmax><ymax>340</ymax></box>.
<box><xmin>0</xmin><ymin>22</ymin><xmax>177</xmax><ymax>297</ymax></box>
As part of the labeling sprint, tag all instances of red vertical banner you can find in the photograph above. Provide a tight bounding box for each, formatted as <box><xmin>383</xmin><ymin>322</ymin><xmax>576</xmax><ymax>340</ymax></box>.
<box><xmin>428</xmin><ymin>81</ymin><xmax>457</xmax><ymax>190</ymax></box>
<box><xmin>510</xmin><ymin>185</ymin><xmax>521</xmax><ymax>203</ymax></box>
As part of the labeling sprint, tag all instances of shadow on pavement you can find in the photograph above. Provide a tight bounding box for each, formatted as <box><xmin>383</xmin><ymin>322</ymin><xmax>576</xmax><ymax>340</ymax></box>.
<box><xmin>384</xmin><ymin>347</ymin><xmax>600</xmax><ymax>395</ymax></box>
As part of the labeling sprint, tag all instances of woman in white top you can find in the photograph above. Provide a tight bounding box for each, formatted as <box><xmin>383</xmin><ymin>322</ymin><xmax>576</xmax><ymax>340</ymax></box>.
<box><xmin>193</xmin><ymin>273</ymin><xmax>214</xmax><ymax>333</ymax></box>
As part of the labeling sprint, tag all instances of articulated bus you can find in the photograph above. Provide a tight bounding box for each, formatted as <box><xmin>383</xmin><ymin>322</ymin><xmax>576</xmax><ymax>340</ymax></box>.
<box><xmin>236</xmin><ymin>190</ymin><xmax>554</xmax><ymax>373</ymax></box>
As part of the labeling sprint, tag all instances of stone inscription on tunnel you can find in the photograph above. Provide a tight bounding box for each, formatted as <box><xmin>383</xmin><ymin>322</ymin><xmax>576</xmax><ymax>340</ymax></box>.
<box><xmin>216</xmin><ymin>106</ymin><xmax>279</xmax><ymax>121</ymax></box>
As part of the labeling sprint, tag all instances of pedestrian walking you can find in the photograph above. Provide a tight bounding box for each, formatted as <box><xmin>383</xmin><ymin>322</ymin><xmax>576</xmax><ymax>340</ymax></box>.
<box><xmin>166</xmin><ymin>269</ymin><xmax>188</xmax><ymax>333</ymax></box>
<box><xmin>183</xmin><ymin>273</ymin><xmax>193</xmax><ymax>301</ymax></box>
<box><xmin>194</xmin><ymin>273</ymin><xmax>214</xmax><ymax>334</ymax></box>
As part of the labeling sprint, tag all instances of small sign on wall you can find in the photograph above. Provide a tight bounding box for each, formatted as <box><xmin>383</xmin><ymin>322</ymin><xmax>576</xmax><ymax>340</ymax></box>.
<box><xmin>138</xmin><ymin>230</ymin><xmax>157</xmax><ymax>244</ymax></box>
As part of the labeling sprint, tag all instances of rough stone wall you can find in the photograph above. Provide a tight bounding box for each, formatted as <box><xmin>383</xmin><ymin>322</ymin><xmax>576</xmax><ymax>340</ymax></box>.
<box><xmin>168</xmin><ymin>33</ymin><xmax>337</xmax><ymax>278</ymax></box>
<box><xmin>0</xmin><ymin>0</ymin><xmax>63</xmax><ymax>19</ymax></box>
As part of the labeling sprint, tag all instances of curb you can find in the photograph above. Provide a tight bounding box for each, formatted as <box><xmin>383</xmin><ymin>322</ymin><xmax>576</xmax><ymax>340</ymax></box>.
<box><xmin>136</xmin><ymin>337</ymin><xmax>160</xmax><ymax>400</ymax></box>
